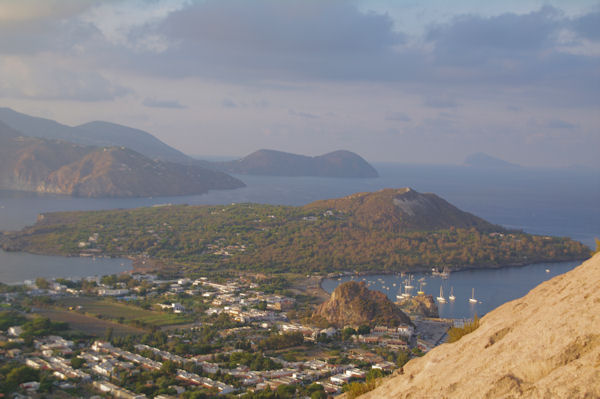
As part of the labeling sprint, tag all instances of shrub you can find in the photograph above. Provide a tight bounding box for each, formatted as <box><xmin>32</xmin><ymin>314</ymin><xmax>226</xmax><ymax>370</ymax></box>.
<box><xmin>447</xmin><ymin>314</ymin><xmax>480</xmax><ymax>343</ymax></box>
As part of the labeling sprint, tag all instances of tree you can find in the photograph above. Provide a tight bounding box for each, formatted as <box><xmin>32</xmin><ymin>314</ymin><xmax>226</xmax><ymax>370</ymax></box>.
<box><xmin>161</xmin><ymin>360</ymin><xmax>177</xmax><ymax>375</ymax></box>
<box><xmin>357</xmin><ymin>325</ymin><xmax>370</xmax><ymax>335</ymax></box>
<box><xmin>35</xmin><ymin>277</ymin><xmax>49</xmax><ymax>289</ymax></box>
<box><xmin>6</xmin><ymin>365</ymin><xmax>39</xmax><ymax>386</ymax></box>
<box><xmin>104</xmin><ymin>327</ymin><xmax>114</xmax><ymax>342</ymax></box>
<box><xmin>70</xmin><ymin>357</ymin><xmax>85</xmax><ymax>369</ymax></box>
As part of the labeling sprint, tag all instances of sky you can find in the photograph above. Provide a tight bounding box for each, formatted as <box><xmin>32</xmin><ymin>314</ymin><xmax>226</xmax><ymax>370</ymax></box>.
<box><xmin>0</xmin><ymin>0</ymin><xmax>599</xmax><ymax>167</ymax></box>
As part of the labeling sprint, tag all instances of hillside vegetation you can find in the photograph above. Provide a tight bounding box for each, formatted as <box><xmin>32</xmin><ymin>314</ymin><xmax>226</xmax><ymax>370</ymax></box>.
<box><xmin>0</xmin><ymin>188</ymin><xmax>588</xmax><ymax>274</ymax></box>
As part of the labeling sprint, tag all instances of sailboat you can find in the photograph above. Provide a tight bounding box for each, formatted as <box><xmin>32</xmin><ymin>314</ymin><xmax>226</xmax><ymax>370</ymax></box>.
<box><xmin>449</xmin><ymin>286</ymin><xmax>456</xmax><ymax>301</ymax></box>
<box><xmin>437</xmin><ymin>285</ymin><xmax>446</xmax><ymax>303</ymax></box>
<box><xmin>404</xmin><ymin>275</ymin><xmax>414</xmax><ymax>290</ymax></box>
<box><xmin>417</xmin><ymin>282</ymin><xmax>425</xmax><ymax>295</ymax></box>
<box><xmin>396</xmin><ymin>286</ymin><xmax>404</xmax><ymax>301</ymax></box>
<box><xmin>469</xmin><ymin>288</ymin><xmax>478</xmax><ymax>303</ymax></box>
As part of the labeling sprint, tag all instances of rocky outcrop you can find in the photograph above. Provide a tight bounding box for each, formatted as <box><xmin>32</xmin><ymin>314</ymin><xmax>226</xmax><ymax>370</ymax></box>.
<box><xmin>314</xmin><ymin>281</ymin><xmax>412</xmax><ymax>328</ymax></box>
<box><xmin>360</xmin><ymin>254</ymin><xmax>600</xmax><ymax>398</ymax></box>
<box><xmin>396</xmin><ymin>294</ymin><xmax>439</xmax><ymax>318</ymax></box>
<box><xmin>217</xmin><ymin>149</ymin><xmax>379</xmax><ymax>178</ymax></box>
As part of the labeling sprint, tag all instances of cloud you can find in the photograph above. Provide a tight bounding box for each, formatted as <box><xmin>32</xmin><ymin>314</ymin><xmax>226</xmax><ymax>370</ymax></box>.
<box><xmin>142</xmin><ymin>97</ymin><xmax>186</xmax><ymax>109</ymax></box>
<box><xmin>0</xmin><ymin>55</ymin><xmax>129</xmax><ymax>101</ymax></box>
<box><xmin>121</xmin><ymin>0</ymin><xmax>408</xmax><ymax>81</ymax></box>
<box><xmin>385</xmin><ymin>112</ymin><xmax>411</xmax><ymax>122</ymax></box>
<box><xmin>289</xmin><ymin>109</ymin><xmax>319</xmax><ymax>119</ymax></box>
<box><xmin>424</xmin><ymin>97</ymin><xmax>458</xmax><ymax>108</ymax></box>
<box><xmin>570</xmin><ymin>11</ymin><xmax>600</xmax><ymax>40</ymax></box>
<box><xmin>545</xmin><ymin>119</ymin><xmax>578</xmax><ymax>129</ymax></box>
<box><xmin>221</xmin><ymin>98</ymin><xmax>237</xmax><ymax>108</ymax></box>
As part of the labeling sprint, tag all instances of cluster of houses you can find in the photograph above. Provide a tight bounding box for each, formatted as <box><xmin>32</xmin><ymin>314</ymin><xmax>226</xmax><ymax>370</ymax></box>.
<box><xmin>0</xmin><ymin>272</ymin><xmax>442</xmax><ymax>397</ymax></box>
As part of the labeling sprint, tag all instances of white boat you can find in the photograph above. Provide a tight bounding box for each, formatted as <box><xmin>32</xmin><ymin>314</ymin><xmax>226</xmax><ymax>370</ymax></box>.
<box><xmin>469</xmin><ymin>288</ymin><xmax>478</xmax><ymax>303</ymax></box>
<box><xmin>449</xmin><ymin>286</ymin><xmax>456</xmax><ymax>301</ymax></box>
<box><xmin>404</xmin><ymin>276</ymin><xmax>414</xmax><ymax>290</ymax></box>
<box><xmin>437</xmin><ymin>285</ymin><xmax>446</xmax><ymax>303</ymax></box>
<box><xmin>545</xmin><ymin>269</ymin><xmax>550</xmax><ymax>273</ymax></box>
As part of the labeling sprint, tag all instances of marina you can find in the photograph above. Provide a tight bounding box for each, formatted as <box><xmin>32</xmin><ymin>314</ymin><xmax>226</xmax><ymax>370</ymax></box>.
<box><xmin>321</xmin><ymin>260</ymin><xmax>581</xmax><ymax>319</ymax></box>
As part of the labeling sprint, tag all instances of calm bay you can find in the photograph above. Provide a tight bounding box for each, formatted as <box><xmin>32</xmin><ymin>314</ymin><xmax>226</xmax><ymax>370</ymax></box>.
<box><xmin>0</xmin><ymin>163</ymin><xmax>597</xmax><ymax>286</ymax></box>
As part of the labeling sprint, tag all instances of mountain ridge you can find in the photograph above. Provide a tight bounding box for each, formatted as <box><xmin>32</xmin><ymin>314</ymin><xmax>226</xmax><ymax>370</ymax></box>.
<box><xmin>0</xmin><ymin>122</ymin><xmax>244</xmax><ymax>197</ymax></box>
<box><xmin>0</xmin><ymin>107</ymin><xmax>192</xmax><ymax>164</ymax></box>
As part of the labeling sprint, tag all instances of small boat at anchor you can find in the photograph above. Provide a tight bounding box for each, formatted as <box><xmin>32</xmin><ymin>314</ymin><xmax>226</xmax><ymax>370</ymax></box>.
<box><xmin>437</xmin><ymin>285</ymin><xmax>446</xmax><ymax>303</ymax></box>
<box><xmin>449</xmin><ymin>286</ymin><xmax>456</xmax><ymax>301</ymax></box>
<box><xmin>469</xmin><ymin>288</ymin><xmax>478</xmax><ymax>303</ymax></box>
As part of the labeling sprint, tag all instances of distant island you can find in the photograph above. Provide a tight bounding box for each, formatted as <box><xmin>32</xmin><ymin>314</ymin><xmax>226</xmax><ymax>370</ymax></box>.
<box><xmin>0</xmin><ymin>108</ymin><xmax>379</xmax><ymax>180</ymax></box>
<box><xmin>0</xmin><ymin>121</ymin><xmax>244</xmax><ymax>198</ymax></box>
<box><xmin>0</xmin><ymin>107</ymin><xmax>193</xmax><ymax>164</ymax></box>
<box><xmin>1</xmin><ymin>188</ymin><xmax>588</xmax><ymax>273</ymax></box>
<box><xmin>215</xmin><ymin>149</ymin><xmax>379</xmax><ymax>178</ymax></box>
<box><xmin>464</xmin><ymin>152</ymin><xmax>520</xmax><ymax>169</ymax></box>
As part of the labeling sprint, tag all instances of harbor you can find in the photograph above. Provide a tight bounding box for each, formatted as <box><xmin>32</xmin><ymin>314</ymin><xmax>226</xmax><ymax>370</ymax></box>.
<box><xmin>321</xmin><ymin>260</ymin><xmax>580</xmax><ymax>319</ymax></box>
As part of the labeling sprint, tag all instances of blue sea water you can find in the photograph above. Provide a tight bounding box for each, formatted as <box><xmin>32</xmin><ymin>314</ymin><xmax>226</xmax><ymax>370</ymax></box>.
<box><xmin>321</xmin><ymin>260</ymin><xmax>580</xmax><ymax>319</ymax></box>
<box><xmin>0</xmin><ymin>163</ymin><xmax>598</xmax><ymax>285</ymax></box>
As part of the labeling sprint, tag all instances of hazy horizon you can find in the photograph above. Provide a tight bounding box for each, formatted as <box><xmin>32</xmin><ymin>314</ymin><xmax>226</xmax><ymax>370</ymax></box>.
<box><xmin>1</xmin><ymin>0</ymin><xmax>599</xmax><ymax>168</ymax></box>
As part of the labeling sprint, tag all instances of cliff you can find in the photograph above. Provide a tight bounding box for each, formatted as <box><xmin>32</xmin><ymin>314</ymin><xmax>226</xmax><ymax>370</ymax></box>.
<box><xmin>314</xmin><ymin>281</ymin><xmax>412</xmax><ymax>328</ymax></box>
<box><xmin>217</xmin><ymin>149</ymin><xmax>379</xmax><ymax>178</ymax></box>
<box><xmin>360</xmin><ymin>254</ymin><xmax>600</xmax><ymax>398</ymax></box>
<box><xmin>0</xmin><ymin>122</ymin><xmax>244</xmax><ymax>197</ymax></box>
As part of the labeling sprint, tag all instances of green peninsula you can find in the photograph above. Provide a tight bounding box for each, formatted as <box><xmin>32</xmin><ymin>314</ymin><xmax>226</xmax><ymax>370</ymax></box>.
<box><xmin>1</xmin><ymin>188</ymin><xmax>589</xmax><ymax>274</ymax></box>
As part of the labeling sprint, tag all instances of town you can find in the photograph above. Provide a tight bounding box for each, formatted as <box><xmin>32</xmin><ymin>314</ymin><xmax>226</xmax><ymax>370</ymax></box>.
<box><xmin>0</xmin><ymin>271</ymin><xmax>451</xmax><ymax>398</ymax></box>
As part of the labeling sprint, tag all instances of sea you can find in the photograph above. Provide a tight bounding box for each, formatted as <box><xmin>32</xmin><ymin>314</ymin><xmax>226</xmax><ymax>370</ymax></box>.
<box><xmin>0</xmin><ymin>163</ymin><xmax>598</xmax><ymax>317</ymax></box>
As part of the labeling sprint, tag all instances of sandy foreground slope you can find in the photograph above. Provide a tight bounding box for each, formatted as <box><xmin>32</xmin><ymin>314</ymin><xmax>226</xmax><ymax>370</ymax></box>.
<box><xmin>360</xmin><ymin>253</ymin><xmax>600</xmax><ymax>399</ymax></box>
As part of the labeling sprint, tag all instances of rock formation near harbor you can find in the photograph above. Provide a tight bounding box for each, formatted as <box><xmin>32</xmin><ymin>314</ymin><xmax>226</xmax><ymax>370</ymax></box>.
<box><xmin>314</xmin><ymin>281</ymin><xmax>412</xmax><ymax>328</ymax></box>
<box><xmin>396</xmin><ymin>294</ymin><xmax>439</xmax><ymax>318</ymax></box>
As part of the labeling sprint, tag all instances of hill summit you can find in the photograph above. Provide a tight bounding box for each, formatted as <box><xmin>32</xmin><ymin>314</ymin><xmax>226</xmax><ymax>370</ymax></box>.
<box><xmin>218</xmin><ymin>149</ymin><xmax>379</xmax><ymax>178</ymax></box>
<box><xmin>314</xmin><ymin>281</ymin><xmax>412</xmax><ymax>328</ymax></box>
<box><xmin>306</xmin><ymin>187</ymin><xmax>498</xmax><ymax>232</ymax></box>
<box><xmin>360</xmin><ymin>254</ymin><xmax>600</xmax><ymax>398</ymax></box>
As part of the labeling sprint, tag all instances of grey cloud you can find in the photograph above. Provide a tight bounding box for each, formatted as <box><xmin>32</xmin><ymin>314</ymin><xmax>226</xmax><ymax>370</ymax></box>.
<box><xmin>385</xmin><ymin>112</ymin><xmax>411</xmax><ymax>122</ymax></box>
<box><xmin>289</xmin><ymin>109</ymin><xmax>319</xmax><ymax>119</ymax></box>
<box><xmin>142</xmin><ymin>98</ymin><xmax>186</xmax><ymax>109</ymax></box>
<box><xmin>0</xmin><ymin>59</ymin><xmax>130</xmax><ymax>101</ymax></box>
<box><xmin>221</xmin><ymin>98</ymin><xmax>237</xmax><ymax>108</ymax></box>
<box><xmin>545</xmin><ymin>119</ymin><xmax>577</xmax><ymax>129</ymax></box>
<box><xmin>571</xmin><ymin>11</ymin><xmax>600</xmax><ymax>40</ymax></box>
<box><xmin>424</xmin><ymin>97</ymin><xmax>458</xmax><ymax>108</ymax></box>
<box><xmin>123</xmin><ymin>0</ymin><xmax>411</xmax><ymax>81</ymax></box>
